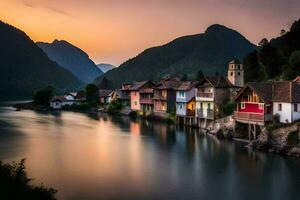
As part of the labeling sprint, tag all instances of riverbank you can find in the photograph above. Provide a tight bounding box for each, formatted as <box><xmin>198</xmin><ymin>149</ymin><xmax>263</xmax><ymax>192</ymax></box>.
<box><xmin>209</xmin><ymin>116</ymin><xmax>300</xmax><ymax>158</ymax></box>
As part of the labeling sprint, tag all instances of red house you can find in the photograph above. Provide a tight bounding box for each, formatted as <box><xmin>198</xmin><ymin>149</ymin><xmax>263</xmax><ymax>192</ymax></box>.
<box><xmin>234</xmin><ymin>82</ymin><xmax>273</xmax><ymax>125</ymax></box>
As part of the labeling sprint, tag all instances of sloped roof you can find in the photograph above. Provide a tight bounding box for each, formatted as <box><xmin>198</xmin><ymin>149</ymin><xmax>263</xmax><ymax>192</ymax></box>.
<box><xmin>229</xmin><ymin>59</ymin><xmax>241</xmax><ymax>64</ymax></box>
<box><xmin>128</xmin><ymin>81</ymin><xmax>150</xmax><ymax>91</ymax></box>
<box><xmin>198</xmin><ymin>76</ymin><xmax>233</xmax><ymax>88</ymax></box>
<box><xmin>99</xmin><ymin>89</ymin><xmax>113</xmax><ymax>97</ymax></box>
<box><xmin>176</xmin><ymin>81</ymin><xmax>198</xmax><ymax>90</ymax></box>
<box><xmin>156</xmin><ymin>77</ymin><xmax>181</xmax><ymax>89</ymax></box>
<box><xmin>235</xmin><ymin>81</ymin><xmax>300</xmax><ymax>103</ymax></box>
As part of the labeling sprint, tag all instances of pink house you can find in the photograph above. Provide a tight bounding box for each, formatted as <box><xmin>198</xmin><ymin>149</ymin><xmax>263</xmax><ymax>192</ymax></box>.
<box><xmin>128</xmin><ymin>81</ymin><xmax>155</xmax><ymax>111</ymax></box>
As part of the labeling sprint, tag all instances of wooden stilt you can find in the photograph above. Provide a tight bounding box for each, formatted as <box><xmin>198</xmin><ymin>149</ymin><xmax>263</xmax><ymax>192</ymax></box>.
<box><xmin>248</xmin><ymin>124</ymin><xmax>251</xmax><ymax>142</ymax></box>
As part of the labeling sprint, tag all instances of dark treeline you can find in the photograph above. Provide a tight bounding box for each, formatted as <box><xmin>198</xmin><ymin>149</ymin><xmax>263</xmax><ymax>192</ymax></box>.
<box><xmin>244</xmin><ymin>18</ymin><xmax>300</xmax><ymax>82</ymax></box>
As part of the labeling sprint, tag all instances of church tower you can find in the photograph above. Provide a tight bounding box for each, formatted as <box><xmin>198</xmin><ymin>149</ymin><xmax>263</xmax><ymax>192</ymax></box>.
<box><xmin>227</xmin><ymin>59</ymin><xmax>244</xmax><ymax>87</ymax></box>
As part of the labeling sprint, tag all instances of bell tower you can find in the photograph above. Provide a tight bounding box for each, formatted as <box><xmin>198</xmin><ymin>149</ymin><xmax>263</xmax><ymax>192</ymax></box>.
<box><xmin>227</xmin><ymin>59</ymin><xmax>244</xmax><ymax>87</ymax></box>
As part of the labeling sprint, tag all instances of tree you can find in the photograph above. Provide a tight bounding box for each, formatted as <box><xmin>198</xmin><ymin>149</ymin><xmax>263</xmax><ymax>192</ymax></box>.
<box><xmin>243</xmin><ymin>51</ymin><xmax>262</xmax><ymax>82</ymax></box>
<box><xmin>258</xmin><ymin>38</ymin><xmax>268</xmax><ymax>47</ymax></box>
<box><xmin>197</xmin><ymin>70</ymin><xmax>204</xmax><ymax>81</ymax></box>
<box><xmin>85</xmin><ymin>84</ymin><xmax>99</xmax><ymax>106</ymax></box>
<box><xmin>0</xmin><ymin>159</ymin><xmax>56</xmax><ymax>200</ymax></box>
<box><xmin>181</xmin><ymin>74</ymin><xmax>188</xmax><ymax>81</ymax></box>
<box><xmin>33</xmin><ymin>86</ymin><xmax>54</xmax><ymax>106</ymax></box>
<box><xmin>280</xmin><ymin>29</ymin><xmax>286</xmax><ymax>36</ymax></box>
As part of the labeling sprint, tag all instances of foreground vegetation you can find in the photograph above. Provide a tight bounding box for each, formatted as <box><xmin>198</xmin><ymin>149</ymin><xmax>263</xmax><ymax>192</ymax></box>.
<box><xmin>0</xmin><ymin>159</ymin><xmax>56</xmax><ymax>200</ymax></box>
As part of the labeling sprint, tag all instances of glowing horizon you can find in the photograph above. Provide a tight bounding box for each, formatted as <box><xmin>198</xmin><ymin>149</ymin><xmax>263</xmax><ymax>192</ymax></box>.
<box><xmin>1</xmin><ymin>0</ymin><xmax>299</xmax><ymax>66</ymax></box>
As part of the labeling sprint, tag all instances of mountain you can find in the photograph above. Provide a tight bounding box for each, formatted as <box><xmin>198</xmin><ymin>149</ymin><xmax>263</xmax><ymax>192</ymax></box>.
<box><xmin>0</xmin><ymin>21</ymin><xmax>82</xmax><ymax>100</ymax></box>
<box><xmin>94</xmin><ymin>24</ymin><xmax>256</xmax><ymax>88</ymax></box>
<box><xmin>97</xmin><ymin>63</ymin><xmax>115</xmax><ymax>73</ymax></box>
<box><xmin>37</xmin><ymin>40</ymin><xmax>103</xmax><ymax>83</ymax></box>
<box><xmin>243</xmin><ymin>18</ymin><xmax>300</xmax><ymax>82</ymax></box>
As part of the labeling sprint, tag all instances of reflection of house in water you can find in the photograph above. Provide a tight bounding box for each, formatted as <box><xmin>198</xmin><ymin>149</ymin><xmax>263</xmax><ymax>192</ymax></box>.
<box><xmin>130</xmin><ymin>121</ymin><xmax>141</xmax><ymax>135</ymax></box>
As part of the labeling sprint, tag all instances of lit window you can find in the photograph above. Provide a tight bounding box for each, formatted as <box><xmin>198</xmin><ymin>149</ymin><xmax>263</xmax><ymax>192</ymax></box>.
<box><xmin>278</xmin><ymin>104</ymin><xmax>282</xmax><ymax>111</ymax></box>
<box><xmin>241</xmin><ymin>103</ymin><xmax>245</xmax><ymax>109</ymax></box>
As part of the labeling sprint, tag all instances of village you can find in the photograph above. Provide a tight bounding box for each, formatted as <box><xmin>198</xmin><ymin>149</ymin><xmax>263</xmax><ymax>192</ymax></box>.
<box><xmin>49</xmin><ymin>59</ymin><xmax>300</xmax><ymax>154</ymax></box>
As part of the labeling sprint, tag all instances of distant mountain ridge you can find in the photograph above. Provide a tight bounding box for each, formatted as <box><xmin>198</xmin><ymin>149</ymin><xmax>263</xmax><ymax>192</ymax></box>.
<box><xmin>37</xmin><ymin>40</ymin><xmax>103</xmax><ymax>83</ymax></box>
<box><xmin>95</xmin><ymin>24</ymin><xmax>256</xmax><ymax>89</ymax></box>
<box><xmin>97</xmin><ymin>63</ymin><xmax>115</xmax><ymax>73</ymax></box>
<box><xmin>0</xmin><ymin>21</ymin><xmax>82</xmax><ymax>100</ymax></box>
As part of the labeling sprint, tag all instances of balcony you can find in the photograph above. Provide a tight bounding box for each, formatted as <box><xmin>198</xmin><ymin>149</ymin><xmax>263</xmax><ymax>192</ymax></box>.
<box><xmin>234</xmin><ymin>111</ymin><xmax>273</xmax><ymax>124</ymax></box>
<box><xmin>140</xmin><ymin>98</ymin><xmax>153</xmax><ymax>104</ymax></box>
<box><xmin>196</xmin><ymin>92</ymin><xmax>214</xmax><ymax>101</ymax></box>
<box><xmin>153</xmin><ymin>94</ymin><xmax>167</xmax><ymax>100</ymax></box>
<box><xmin>186</xmin><ymin>109</ymin><xmax>195</xmax><ymax>117</ymax></box>
<box><xmin>197</xmin><ymin>109</ymin><xmax>214</xmax><ymax>119</ymax></box>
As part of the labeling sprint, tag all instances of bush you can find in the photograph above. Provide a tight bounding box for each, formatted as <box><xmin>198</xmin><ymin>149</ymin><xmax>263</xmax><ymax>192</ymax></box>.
<box><xmin>33</xmin><ymin>86</ymin><xmax>54</xmax><ymax>107</ymax></box>
<box><xmin>0</xmin><ymin>159</ymin><xmax>56</xmax><ymax>200</ymax></box>
<box><xmin>108</xmin><ymin>100</ymin><xmax>123</xmax><ymax>114</ymax></box>
<box><xmin>221</xmin><ymin>101</ymin><xmax>236</xmax><ymax>117</ymax></box>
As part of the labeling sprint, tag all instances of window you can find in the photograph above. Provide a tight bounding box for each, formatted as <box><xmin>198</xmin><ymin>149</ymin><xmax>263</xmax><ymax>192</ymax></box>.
<box><xmin>238</xmin><ymin>72</ymin><xmax>240</xmax><ymax>76</ymax></box>
<box><xmin>259</xmin><ymin>103</ymin><xmax>263</xmax><ymax>110</ymax></box>
<box><xmin>231</xmin><ymin>72</ymin><xmax>233</xmax><ymax>76</ymax></box>
<box><xmin>278</xmin><ymin>104</ymin><xmax>282</xmax><ymax>111</ymax></box>
<box><xmin>208</xmin><ymin>103</ymin><xmax>211</xmax><ymax>110</ymax></box>
<box><xmin>241</xmin><ymin>103</ymin><xmax>245</xmax><ymax>109</ymax></box>
<box><xmin>294</xmin><ymin>104</ymin><xmax>298</xmax><ymax>112</ymax></box>
<box><xmin>200</xmin><ymin>103</ymin><xmax>203</xmax><ymax>109</ymax></box>
<box><xmin>134</xmin><ymin>101</ymin><xmax>137</xmax><ymax>106</ymax></box>
<box><xmin>178</xmin><ymin>91</ymin><xmax>185</xmax><ymax>98</ymax></box>
<box><xmin>238</xmin><ymin>65</ymin><xmax>240</xmax><ymax>70</ymax></box>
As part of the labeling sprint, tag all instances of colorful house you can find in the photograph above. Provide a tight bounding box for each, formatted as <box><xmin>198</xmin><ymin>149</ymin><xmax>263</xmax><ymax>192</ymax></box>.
<box><xmin>195</xmin><ymin>76</ymin><xmax>234</xmax><ymax>120</ymax></box>
<box><xmin>99</xmin><ymin>89</ymin><xmax>114</xmax><ymax>104</ymax></box>
<box><xmin>128</xmin><ymin>81</ymin><xmax>155</xmax><ymax>111</ymax></box>
<box><xmin>175</xmin><ymin>81</ymin><xmax>197</xmax><ymax>116</ymax></box>
<box><xmin>234</xmin><ymin>81</ymin><xmax>300</xmax><ymax>124</ymax></box>
<box><xmin>140</xmin><ymin>87</ymin><xmax>155</xmax><ymax>114</ymax></box>
<box><xmin>153</xmin><ymin>77</ymin><xmax>181</xmax><ymax>115</ymax></box>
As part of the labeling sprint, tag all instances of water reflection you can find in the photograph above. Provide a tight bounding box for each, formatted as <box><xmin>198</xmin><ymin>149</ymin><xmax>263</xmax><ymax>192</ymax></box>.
<box><xmin>0</xmin><ymin>107</ymin><xmax>300</xmax><ymax>200</ymax></box>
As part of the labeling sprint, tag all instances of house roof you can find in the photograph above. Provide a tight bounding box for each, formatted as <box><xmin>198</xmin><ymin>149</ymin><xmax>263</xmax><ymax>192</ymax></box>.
<box><xmin>128</xmin><ymin>81</ymin><xmax>150</xmax><ymax>91</ymax></box>
<box><xmin>229</xmin><ymin>59</ymin><xmax>241</xmax><ymax>64</ymax></box>
<box><xmin>139</xmin><ymin>88</ymin><xmax>154</xmax><ymax>93</ymax></box>
<box><xmin>99</xmin><ymin>89</ymin><xmax>113</xmax><ymax>97</ymax></box>
<box><xmin>176</xmin><ymin>81</ymin><xmax>197</xmax><ymax>90</ymax></box>
<box><xmin>115</xmin><ymin>89</ymin><xmax>130</xmax><ymax>99</ymax></box>
<box><xmin>293</xmin><ymin>76</ymin><xmax>300</xmax><ymax>82</ymax></box>
<box><xmin>198</xmin><ymin>76</ymin><xmax>233</xmax><ymax>88</ymax></box>
<box><xmin>155</xmin><ymin>77</ymin><xmax>181</xmax><ymax>90</ymax></box>
<box><xmin>235</xmin><ymin>81</ymin><xmax>300</xmax><ymax>103</ymax></box>
<box><xmin>121</xmin><ymin>83</ymin><xmax>132</xmax><ymax>91</ymax></box>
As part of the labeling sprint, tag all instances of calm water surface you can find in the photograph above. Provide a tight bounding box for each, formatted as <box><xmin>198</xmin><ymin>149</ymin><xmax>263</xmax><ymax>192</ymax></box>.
<box><xmin>0</xmin><ymin>106</ymin><xmax>300</xmax><ymax>200</ymax></box>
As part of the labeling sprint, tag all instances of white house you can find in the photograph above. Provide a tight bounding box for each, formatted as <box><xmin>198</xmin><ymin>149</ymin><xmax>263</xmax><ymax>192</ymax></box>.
<box><xmin>272</xmin><ymin>81</ymin><xmax>300</xmax><ymax>123</ymax></box>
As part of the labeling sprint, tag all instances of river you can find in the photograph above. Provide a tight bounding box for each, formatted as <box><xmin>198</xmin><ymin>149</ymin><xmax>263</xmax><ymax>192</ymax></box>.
<box><xmin>0</xmin><ymin>106</ymin><xmax>300</xmax><ymax>200</ymax></box>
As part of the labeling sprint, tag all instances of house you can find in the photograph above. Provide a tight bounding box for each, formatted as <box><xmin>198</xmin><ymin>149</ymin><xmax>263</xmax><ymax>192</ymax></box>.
<box><xmin>195</xmin><ymin>76</ymin><xmax>234</xmax><ymax>120</ymax></box>
<box><xmin>128</xmin><ymin>81</ymin><xmax>155</xmax><ymax>111</ymax></box>
<box><xmin>140</xmin><ymin>87</ymin><xmax>155</xmax><ymax>114</ymax></box>
<box><xmin>195</xmin><ymin>60</ymin><xmax>243</xmax><ymax>122</ymax></box>
<box><xmin>234</xmin><ymin>81</ymin><xmax>300</xmax><ymax>124</ymax></box>
<box><xmin>175</xmin><ymin>81</ymin><xmax>197</xmax><ymax>116</ymax></box>
<box><xmin>153</xmin><ymin>77</ymin><xmax>181</xmax><ymax>115</ymax></box>
<box><xmin>50</xmin><ymin>96</ymin><xmax>76</xmax><ymax>109</ymax></box>
<box><xmin>99</xmin><ymin>89</ymin><xmax>114</xmax><ymax>104</ymax></box>
<box><xmin>113</xmin><ymin>89</ymin><xmax>130</xmax><ymax>106</ymax></box>
<box><xmin>50</xmin><ymin>90</ymin><xmax>86</xmax><ymax>109</ymax></box>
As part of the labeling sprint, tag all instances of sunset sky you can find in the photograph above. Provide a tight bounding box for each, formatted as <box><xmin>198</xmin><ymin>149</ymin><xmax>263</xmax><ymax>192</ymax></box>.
<box><xmin>1</xmin><ymin>0</ymin><xmax>299</xmax><ymax>66</ymax></box>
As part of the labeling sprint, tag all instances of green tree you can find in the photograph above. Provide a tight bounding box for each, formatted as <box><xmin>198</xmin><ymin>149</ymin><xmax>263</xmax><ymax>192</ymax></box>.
<box><xmin>85</xmin><ymin>84</ymin><xmax>99</xmax><ymax>106</ymax></box>
<box><xmin>197</xmin><ymin>70</ymin><xmax>204</xmax><ymax>81</ymax></box>
<box><xmin>181</xmin><ymin>74</ymin><xmax>188</xmax><ymax>81</ymax></box>
<box><xmin>243</xmin><ymin>51</ymin><xmax>262</xmax><ymax>82</ymax></box>
<box><xmin>33</xmin><ymin>86</ymin><xmax>54</xmax><ymax>106</ymax></box>
<box><xmin>108</xmin><ymin>99</ymin><xmax>123</xmax><ymax>114</ymax></box>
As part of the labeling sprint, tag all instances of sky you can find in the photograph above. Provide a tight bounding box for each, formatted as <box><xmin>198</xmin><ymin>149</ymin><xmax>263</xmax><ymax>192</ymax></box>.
<box><xmin>0</xmin><ymin>0</ymin><xmax>299</xmax><ymax>66</ymax></box>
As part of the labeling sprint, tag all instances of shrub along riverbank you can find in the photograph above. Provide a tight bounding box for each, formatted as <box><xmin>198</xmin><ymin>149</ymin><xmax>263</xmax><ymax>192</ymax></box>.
<box><xmin>0</xmin><ymin>159</ymin><xmax>56</xmax><ymax>200</ymax></box>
